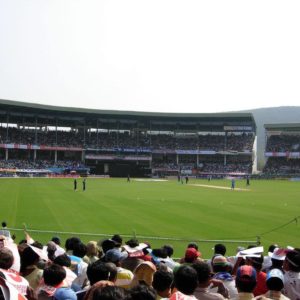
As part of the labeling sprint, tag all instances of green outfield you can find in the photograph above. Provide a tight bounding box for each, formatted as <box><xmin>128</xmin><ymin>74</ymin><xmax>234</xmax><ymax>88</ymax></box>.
<box><xmin>0</xmin><ymin>177</ymin><xmax>299</xmax><ymax>258</ymax></box>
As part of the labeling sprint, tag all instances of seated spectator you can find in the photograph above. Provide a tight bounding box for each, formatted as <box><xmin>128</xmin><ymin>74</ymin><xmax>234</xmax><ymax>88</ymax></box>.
<box><xmin>246</xmin><ymin>255</ymin><xmax>267</xmax><ymax>296</ymax></box>
<box><xmin>105</xmin><ymin>248</ymin><xmax>133</xmax><ymax>289</ymax></box>
<box><xmin>130</xmin><ymin>261</ymin><xmax>156</xmax><ymax>288</ymax></box>
<box><xmin>83</xmin><ymin>241</ymin><xmax>100</xmax><ymax>265</ymax></box>
<box><xmin>0</xmin><ymin>222</ymin><xmax>11</xmax><ymax>239</ymax></box>
<box><xmin>91</xmin><ymin>285</ymin><xmax>127</xmax><ymax>300</ymax></box>
<box><xmin>264</xmin><ymin>268</ymin><xmax>290</xmax><ymax>300</ymax></box>
<box><xmin>37</xmin><ymin>263</ymin><xmax>76</xmax><ymax>300</ymax></box>
<box><xmin>169</xmin><ymin>265</ymin><xmax>198</xmax><ymax>300</ymax></box>
<box><xmin>211</xmin><ymin>255</ymin><xmax>238</xmax><ymax>299</ymax></box>
<box><xmin>152</xmin><ymin>269</ymin><xmax>173</xmax><ymax>300</ymax></box>
<box><xmin>128</xmin><ymin>283</ymin><xmax>156</xmax><ymax>300</ymax></box>
<box><xmin>234</xmin><ymin>265</ymin><xmax>257</xmax><ymax>300</ymax></box>
<box><xmin>53</xmin><ymin>254</ymin><xmax>77</xmax><ymax>288</ymax></box>
<box><xmin>0</xmin><ymin>248</ymin><xmax>29</xmax><ymax>296</ymax></box>
<box><xmin>192</xmin><ymin>261</ymin><xmax>227</xmax><ymax>300</ymax></box>
<box><xmin>161</xmin><ymin>245</ymin><xmax>179</xmax><ymax>270</ymax></box>
<box><xmin>83</xmin><ymin>280</ymin><xmax>115</xmax><ymax>300</ymax></box>
<box><xmin>20</xmin><ymin>245</ymin><xmax>44</xmax><ymax>291</ymax></box>
<box><xmin>283</xmin><ymin>249</ymin><xmax>300</xmax><ymax>300</ymax></box>
<box><xmin>77</xmin><ymin>260</ymin><xmax>117</xmax><ymax>300</ymax></box>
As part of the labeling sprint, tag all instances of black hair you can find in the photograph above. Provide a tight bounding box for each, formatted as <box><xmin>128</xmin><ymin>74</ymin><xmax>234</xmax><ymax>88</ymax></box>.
<box><xmin>236</xmin><ymin>277</ymin><xmax>256</xmax><ymax>293</ymax></box>
<box><xmin>92</xmin><ymin>286</ymin><xmax>127</xmax><ymax>300</ymax></box>
<box><xmin>126</xmin><ymin>239</ymin><xmax>139</xmax><ymax>248</ymax></box>
<box><xmin>73</xmin><ymin>242</ymin><xmax>87</xmax><ymax>258</ymax></box>
<box><xmin>53</xmin><ymin>254</ymin><xmax>71</xmax><ymax>267</ymax></box>
<box><xmin>31</xmin><ymin>241</ymin><xmax>43</xmax><ymax>249</ymax></box>
<box><xmin>43</xmin><ymin>264</ymin><xmax>66</xmax><ymax>286</ymax></box>
<box><xmin>87</xmin><ymin>260</ymin><xmax>111</xmax><ymax>285</ymax></box>
<box><xmin>105</xmin><ymin>262</ymin><xmax>118</xmax><ymax>282</ymax></box>
<box><xmin>187</xmin><ymin>242</ymin><xmax>198</xmax><ymax>251</ymax></box>
<box><xmin>192</xmin><ymin>261</ymin><xmax>211</xmax><ymax>283</ymax></box>
<box><xmin>267</xmin><ymin>277</ymin><xmax>284</xmax><ymax>291</ymax></box>
<box><xmin>162</xmin><ymin>245</ymin><xmax>174</xmax><ymax>257</ymax></box>
<box><xmin>152</xmin><ymin>270</ymin><xmax>173</xmax><ymax>292</ymax></box>
<box><xmin>271</xmin><ymin>258</ymin><xmax>284</xmax><ymax>269</ymax></box>
<box><xmin>65</xmin><ymin>237</ymin><xmax>81</xmax><ymax>251</ymax></box>
<box><xmin>285</xmin><ymin>250</ymin><xmax>300</xmax><ymax>272</ymax></box>
<box><xmin>20</xmin><ymin>246</ymin><xmax>40</xmax><ymax>273</ymax></box>
<box><xmin>214</xmin><ymin>244</ymin><xmax>226</xmax><ymax>256</ymax></box>
<box><xmin>174</xmin><ymin>265</ymin><xmax>198</xmax><ymax>295</ymax></box>
<box><xmin>268</xmin><ymin>244</ymin><xmax>278</xmax><ymax>253</ymax></box>
<box><xmin>51</xmin><ymin>237</ymin><xmax>61</xmax><ymax>245</ymax></box>
<box><xmin>212</xmin><ymin>263</ymin><xmax>228</xmax><ymax>273</ymax></box>
<box><xmin>101</xmin><ymin>239</ymin><xmax>117</xmax><ymax>254</ymax></box>
<box><xmin>111</xmin><ymin>234</ymin><xmax>123</xmax><ymax>247</ymax></box>
<box><xmin>0</xmin><ymin>248</ymin><xmax>14</xmax><ymax>270</ymax></box>
<box><xmin>1</xmin><ymin>222</ymin><xmax>7</xmax><ymax>228</ymax></box>
<box><xmin>151</xmin><ymin>248</ymin><xmax>168</xmax><ymax>259</ymax></box>
<box><xmin>128</xmin><ymin>283</ymin><xmax>156</xmax><ymax>300</ymax></box>
<box><xmin>248</xmin><ymin>255</ymin><xmax>263</xmax><ymax>271</ymax></box>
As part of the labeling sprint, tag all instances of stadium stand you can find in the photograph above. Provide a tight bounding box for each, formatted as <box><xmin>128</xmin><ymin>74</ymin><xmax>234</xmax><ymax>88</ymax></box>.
<box><xmin>0</xmin><ymin>231</ymin><xmax>299</xmax><ymax>300</ymax></box>
<box><xmin>0</xmin><ymin>99</ymin><xmax>256</xmax><ymax>178</ymax></box>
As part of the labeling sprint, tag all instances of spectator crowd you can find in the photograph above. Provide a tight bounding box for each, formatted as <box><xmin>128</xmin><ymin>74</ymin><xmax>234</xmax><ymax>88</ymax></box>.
<box><xmin>0</xmin><ymin>225</ymin><xmax>299</xmax><ymax>300</ymax></box>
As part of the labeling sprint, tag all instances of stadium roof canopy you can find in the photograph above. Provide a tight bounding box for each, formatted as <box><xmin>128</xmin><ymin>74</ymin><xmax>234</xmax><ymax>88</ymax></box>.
<box><xmin>0</xmin><ymin>99</ymin><xmax>256</xmax><ymax>132</ymax></box>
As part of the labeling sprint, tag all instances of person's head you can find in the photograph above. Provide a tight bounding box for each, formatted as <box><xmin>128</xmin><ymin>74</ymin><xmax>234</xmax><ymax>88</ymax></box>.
<box><xmin>46</xmin><ymin>241</ymin><xmax>57</xmax><ymax>260</ymax></box>
<box><xmin>43</xmin><ymin>264</ymin><xmax>66</xmax><ymax>286</ymax></box>
<box><xmin>87</xmin><ymin>260</ymin><xmax>112</xmax><ymax>285</ymax></box>
<box><xmin>214</xmin><ymin>244</ymin><xmax>226</xmax><ymax>256</ymax></box>
<box><xmin>268</xmin><ymin>244</ymin><xmax>279</xmax><ymax>255</ymax></box>
<box><xmin>187</xmin><ymin>242</ymin><xmax>198</xmax><ymax>251</ymax></box>
<box><xmin>152</xmin><ymin>270</ymin><xmax>173</xmax><ymax>298</ymax></box>
<box><xmin>65</xmin><ymin>237</ymin><xmax>81</xmax><ymax>252</ymax></box>
<box><xmin>0</xmin><ymin>248</ymin><xmax>14</xmax><ymax>270</ymax></box>
<box><xmin>101</xmin><ymin>239</ymin><xmax>117</xmax><ymax>254</ymax></box>
<box><xmin>20</xmin><ymin>246</ymin><xmax>40</xmax><ymax>270</ymax></box>
<box><xmin>131</xmin><ymin>261</ymin><xmax>156</xmax><ymax>287</ymax></box>
<box><xmin>105</xmin><ymin>262</ymin><xmax>118</xmax><ymax>283</ymax></box>
<box><xmin>266</xmin><ymin>269</ymin><xmax>284</xmax><ymax>291</ymax></box>
<box><xmin>53</xmin><ymin>253</ymin><xmax>71</xmax><ymax>267</ymax></box>
<box><xmin>1</xmin><ymin>222</ymin><xmax>7</xmax><ymax>228</ymax></box>
<box><xmin>235</xmin><ymin>265</ymin><xmax>257</xmax><ymax>293</ymax></box>
<box><xmin>184</xmin><ymin>248</ymin><xmax>201</xmax><ymax>263</ymax></box>
<box><xmin>105</xmin><ymin>249</ymin><xmax>128</xmax><ymax>266</ymax></box>
<box><xmin>126</xmin><ymin>239</ymin><xmax>139</xmax><ymax>248</ymax></box>
<box><xmin>192</xmin><ymin>261</ymin><xmax>211</xmax><ymax>286</ymax></box>
<box><xmin>212</xmin><ymin>255</ymin><xmax>231</xmax><ymax>273</ymax></box>
<box><xmin>174</xmin><ymin>265</ymin><xmax>198</xmax><ymax>295</ymax></box>
<box><xmin>87</xmin><ymin>241</ymin><xmax>100</xmax><ymax>257</ymax></box>
<box><xmin>162</xmin><ymin>245</ymin><xmax>174</xmax><ymax>257</ymax></box>
<box><xmin>246</xmin><ymin>255</ymin><xmax>263</xmax><ymax>271</ymax></box>
<box><xmin>284</xmin><ymin>249</ymin><xmax>300</xmax><ymax>272</ymax></box>
<box><xmin>92</xmin><ymin>285</ymin><xmax>127</xmax><ymax>300</ymax></box>
<box><xmin>151</xmin><ymin>248</ymin><xmax>168</xmax><ymax>259</ymax></box>
<box><xmin>51</xmin><ymin>236</ymin><xmax>61</xmax><ymax>246</ymax></box>
<box><xmin>128</xmin><ymin>283</ymin><xmax>156</xmax><ymax>300</ymax></box>
<box><xmin>73</xmin><ymin>242</ymin><xmax>87</xmax><ymax>258</ymax></box>
<box><xmin>111</xmin><ymin>235</ymin><xmax>123</xmax><ymax>248</ymax></box>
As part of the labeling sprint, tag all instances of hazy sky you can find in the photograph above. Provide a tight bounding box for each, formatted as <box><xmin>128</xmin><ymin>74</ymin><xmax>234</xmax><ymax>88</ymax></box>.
<box><xmin>0</xmin><ymin>0</ymin><xmax>300</xmax><ymax>113</ymax></box>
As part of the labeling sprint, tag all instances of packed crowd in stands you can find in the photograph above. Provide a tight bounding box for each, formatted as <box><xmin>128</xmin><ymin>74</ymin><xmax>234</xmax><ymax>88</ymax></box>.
<box><xmin>263</xmin><ymin>158</ymin><xmax>300</xmax><ymax>175</ymax></box>
<box><xmin>0</xmin><ymin>223</ymin><xmax>299</xmax><ymax>300</ymax></box>
<box><xmin>266</xmin><ymin>135</ymin><xmax>300</xmax><ymax>152</ymax></box>
<box><xmin>0</xmin><ymin>160</ymin><xmax>86</xmax><ymax>170</ymax></box>
<box><xmin>0</xmin><ymin>127</ymin><xmax>254</xmax><ymax>152</ymax></box>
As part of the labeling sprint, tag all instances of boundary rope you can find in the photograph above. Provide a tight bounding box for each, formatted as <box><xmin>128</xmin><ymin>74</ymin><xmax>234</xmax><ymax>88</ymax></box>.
<box><xmin>7</xmin><ymin>227</ymin><xmax>258</xmax><ymax>244</ymax></box>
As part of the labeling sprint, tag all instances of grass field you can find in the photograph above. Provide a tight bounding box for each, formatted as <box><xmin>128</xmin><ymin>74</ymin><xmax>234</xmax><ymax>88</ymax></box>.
<box><xmin>0</xmin><ymin>177</ymin><xmax>299</xmax><ymax>258</ymax></box>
